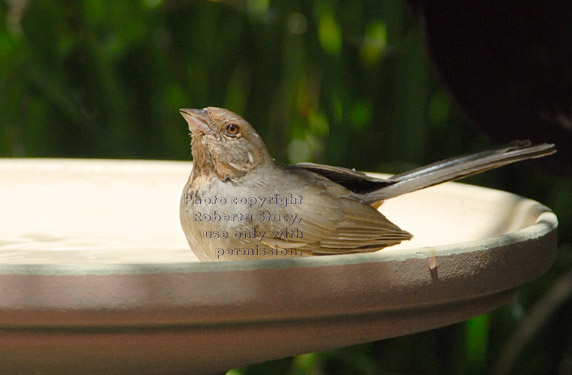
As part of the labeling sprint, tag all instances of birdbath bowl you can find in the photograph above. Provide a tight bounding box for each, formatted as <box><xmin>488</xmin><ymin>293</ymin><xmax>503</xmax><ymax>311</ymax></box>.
<box><xmin>0</xmin><ymin>159</ymin><xmax>558</xmax><ymax>375</ymax></box>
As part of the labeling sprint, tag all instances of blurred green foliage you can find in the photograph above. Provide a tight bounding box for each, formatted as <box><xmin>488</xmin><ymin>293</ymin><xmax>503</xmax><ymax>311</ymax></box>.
<box><xmin>0</xmin><ymin>0</ymin><xmax>570</xmax><ymax>374</ymax></box>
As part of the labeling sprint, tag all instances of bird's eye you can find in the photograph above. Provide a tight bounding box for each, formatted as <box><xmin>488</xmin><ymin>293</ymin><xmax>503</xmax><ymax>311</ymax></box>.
<box><xmin>225</xmin><ymin>123</ymin><xmax>240</xmax><ymax>137</ymax></box>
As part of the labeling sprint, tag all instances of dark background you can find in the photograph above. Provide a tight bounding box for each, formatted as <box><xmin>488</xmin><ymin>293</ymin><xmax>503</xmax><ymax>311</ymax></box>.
<box><xmin>1</xmin><ymin>1</ymin><xmax>570</xmax><ymax>374</ymax></box>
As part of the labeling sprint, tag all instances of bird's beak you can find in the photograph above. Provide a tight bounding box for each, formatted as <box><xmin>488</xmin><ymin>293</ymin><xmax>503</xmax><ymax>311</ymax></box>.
<box><xmin>180</xmin><ymin>108</ymin><xmax>213</xmax><ymax>135</ymax></box>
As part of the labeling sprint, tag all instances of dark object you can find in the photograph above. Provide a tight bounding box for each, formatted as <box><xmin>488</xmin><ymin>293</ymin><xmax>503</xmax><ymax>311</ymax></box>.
<box><xmin>412</xmin><ymin>0</ymin><xmax>572</xmax><ymax>175</ymax></box>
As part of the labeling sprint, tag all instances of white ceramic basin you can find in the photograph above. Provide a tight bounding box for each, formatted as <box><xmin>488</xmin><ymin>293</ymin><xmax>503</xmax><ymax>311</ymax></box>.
<box><xmin>0</xmin><ymin>159</ymin><xmax>558</xmax><ymax>374</ymax></box>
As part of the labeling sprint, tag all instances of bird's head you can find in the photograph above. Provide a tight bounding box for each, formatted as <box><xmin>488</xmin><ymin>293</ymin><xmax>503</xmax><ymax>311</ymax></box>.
<box><xmin>180</xmin><ymin>107</ymin><xmax>271</xmax><ymax>181</ymax></box>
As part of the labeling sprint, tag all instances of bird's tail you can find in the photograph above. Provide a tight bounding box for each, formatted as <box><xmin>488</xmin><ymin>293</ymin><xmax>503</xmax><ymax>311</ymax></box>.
<box><xmin>364</xmin><ymin>141</ymin><xmax>556</xmax><ymax>203</ymax></box>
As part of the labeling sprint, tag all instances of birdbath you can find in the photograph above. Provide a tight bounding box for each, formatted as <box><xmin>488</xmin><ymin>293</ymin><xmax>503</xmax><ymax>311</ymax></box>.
<box><xmin>0</xmin><ymin>159</ymin><xmax>558</xmax><ymax>375</ymax></box>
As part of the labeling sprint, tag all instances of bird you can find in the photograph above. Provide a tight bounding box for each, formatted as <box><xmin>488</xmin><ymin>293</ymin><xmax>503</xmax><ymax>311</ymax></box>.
<box><xmin>179</xmin><ymin>107</ymin><xmax>556</xmax><ymax>261</ymax></box>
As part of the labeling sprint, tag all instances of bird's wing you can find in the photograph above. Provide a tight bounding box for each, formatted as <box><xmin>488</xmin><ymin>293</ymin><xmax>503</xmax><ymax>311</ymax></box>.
<box><xmin>256</xmin><ymin>169</ymin><xmax>411</xmax><ymax>255</ymax></box>
<box><xmin>295</xmin><ymin>162</ymin><xmax>393</xmax><ymax>194</ymax></box>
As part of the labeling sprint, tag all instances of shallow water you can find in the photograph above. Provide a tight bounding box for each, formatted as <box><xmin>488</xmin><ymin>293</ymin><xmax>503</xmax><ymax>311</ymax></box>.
<box><xmin>0</xmin><ymin>159</ymin><xmax>535</xmax><ymax>265</ymax></box>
